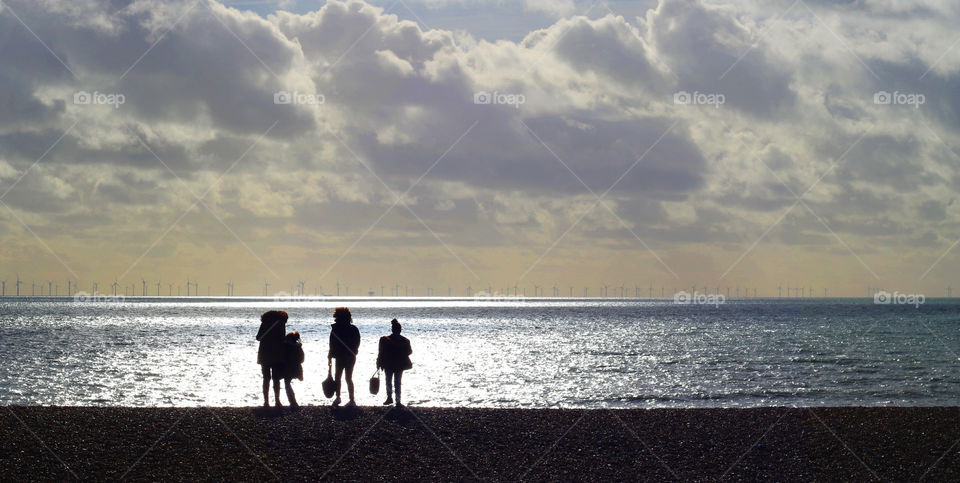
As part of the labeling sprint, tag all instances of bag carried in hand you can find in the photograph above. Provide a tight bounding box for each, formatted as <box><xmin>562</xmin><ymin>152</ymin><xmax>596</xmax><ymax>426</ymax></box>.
<box><xmin>369</xmin><ymin>369</ymin><xmax>380</xmax><ymax>395</ymax></box>
<box><xmin>322</xmin><ymin>365</ymin><xmax>337</xmax><ymax>398</ymax></box>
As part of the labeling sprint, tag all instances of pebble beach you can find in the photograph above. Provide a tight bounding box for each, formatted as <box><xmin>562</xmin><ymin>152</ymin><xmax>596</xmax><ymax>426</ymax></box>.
<box><xmin>1</xmin><ymin>406</ymin><xmax>958</xmax><ymax>481</ymax></box>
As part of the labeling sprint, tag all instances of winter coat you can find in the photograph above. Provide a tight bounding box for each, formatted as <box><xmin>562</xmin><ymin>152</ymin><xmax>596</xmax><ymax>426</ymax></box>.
<box><xmin>284</xmin><ymin>340</ymin><xmax>305</xmax><ymax>381</ymax></box>
<box><xmin>256</xmin><ymin>319</ymin><xmax>286</xmax><ymax>366</ymax></box>
<box><xmin>377</xmin><ymin>334</ymin><xmax>413</xmax><ymax>371</ymax></box>
<box><xmin>328</xmin><ymin>322</ymin><xmax>360</xmax><ymax>361</ymax></box>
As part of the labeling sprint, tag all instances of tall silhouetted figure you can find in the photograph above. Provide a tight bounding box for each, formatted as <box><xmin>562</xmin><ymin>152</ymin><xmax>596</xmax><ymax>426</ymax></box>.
<box><xmin>328</xmin><ymin>307</ymin><xmax>360</xmax><ymax>407</ymax></box>
<box><xmin>256</xmin><ymin>310</ymin><xmax>288</xmax><ymax>407</ymax></box>
<box><xmin>377</xmin><ymin>318</ymin><xmax>413</xmax><ymax>407</ymax></box>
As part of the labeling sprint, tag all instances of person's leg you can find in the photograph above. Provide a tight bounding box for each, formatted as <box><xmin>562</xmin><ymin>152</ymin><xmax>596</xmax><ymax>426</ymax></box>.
<box><xmin>261</xmin><ymin>366</ymin><xmax>270</xmax><ymax>406</ymax></box>
<box><xmin>272</xmin><ymin>367</ymin><xmax>283</xmax><ymax>407</ymax></box>
<box><xmin>284</xmin><ymin>377</ymin><xmax>298</xmax><ymax>407</ymax></box>
<box><xmin>384</xmin><ymin>370</ymin><xmax>394</xmax><ymax>404</ymax></box>
<box><xmin>344</xmin><ymin>360</ymin><xmax>356</xmax><ymax>403</ymax></box>
<box><xmin>333</xmin><ymin>359</ymin><xmax>343</xmax><ymax>405</ymax></box>
<box><xmin>395</xmin><ymin>370</ymin><xmax>403</xmax><ymax>406</ymax></box>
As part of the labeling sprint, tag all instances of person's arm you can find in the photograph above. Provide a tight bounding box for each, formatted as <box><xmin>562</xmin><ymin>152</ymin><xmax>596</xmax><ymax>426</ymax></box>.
<box><xmin>327</xmin><ymin>330</ymin><xmax>334</xmax><ymax>362</ymax></box>
<box><xmin>255</xmin><ymin>322</ymin><xmax>266</xmax><ymax>341</ymax></box>
<box><xmin>376</xmin><ymin>337</ymin><xmax>385</xmax><ymax>369</ymax></box>
<box><xmin>351</xmin><ymin>326</ymin><xmax>361</xmax><ymax>355</ymax></box>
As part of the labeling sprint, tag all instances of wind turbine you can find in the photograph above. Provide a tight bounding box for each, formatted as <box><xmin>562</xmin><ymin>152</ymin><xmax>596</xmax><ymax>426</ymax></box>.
<box><xmin>16</xmin><ymin>274</ymin><xmax>22</xmax><ymax>296</ymax></box>
<box><xmin>156</xmin><ymin>280</ymin><xmax>161</xmax><ymax>297</ymax></box>
<box><xmin>168</xmin><ymin>283</ymin><xmax>173</xmax><ymax>296</ymax></box>
<box><xmin>142</xmin><ymin>278</ymin><xmax>147</xmax><ymax>297</ymax></box>
<box><xmin>92</xmin><ymin>281</ymin><xmax>98</xmax><ymax>295</ymax></box>
<box><xmin>111</xmin><ymin>279</ymin><xmax>119</xmax><ymax>296</ymax></box>
<box><xmin>1</xmin><ymin>280</ymin><xmax>5</xmax><ymax>297</ymax></box>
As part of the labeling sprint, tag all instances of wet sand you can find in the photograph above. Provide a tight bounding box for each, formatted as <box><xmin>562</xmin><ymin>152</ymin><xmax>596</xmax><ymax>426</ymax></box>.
<box><xmin>1</xmin><ymin>406</ymin><xmax>958</xmax><ymax>481</ymax></box>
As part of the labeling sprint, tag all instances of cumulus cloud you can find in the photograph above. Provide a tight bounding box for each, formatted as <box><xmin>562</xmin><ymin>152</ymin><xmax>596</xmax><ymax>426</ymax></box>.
<box><xmin>0</xmin><ymin>0</ymin><xmax>958</xmax><ymax>292</ymax></box>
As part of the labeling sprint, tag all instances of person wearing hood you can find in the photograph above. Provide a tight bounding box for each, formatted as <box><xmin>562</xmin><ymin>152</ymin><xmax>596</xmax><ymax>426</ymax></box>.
<box><xmin>256</xmin><ymin>310</ymin><xmax>287</xmax><ymax>407</ymax></box>
<box><xmin>327</xmin><ymin>307</ymin><xmax>360</xmax><ymax>407</ymax></box>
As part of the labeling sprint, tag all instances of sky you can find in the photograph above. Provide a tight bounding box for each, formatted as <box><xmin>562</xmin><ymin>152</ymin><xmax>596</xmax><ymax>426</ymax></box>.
<box><xmin>0</xmin><ymin>0</ymin><xmax>959</xmax><ymax>297</ymax></box>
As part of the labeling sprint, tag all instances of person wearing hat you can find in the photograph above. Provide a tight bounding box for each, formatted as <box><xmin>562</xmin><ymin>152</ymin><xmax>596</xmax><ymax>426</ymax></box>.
<box><xmin>376</xmin><ymin>318</ymin><xmax>413</xmax><ymax>407</ymax></box>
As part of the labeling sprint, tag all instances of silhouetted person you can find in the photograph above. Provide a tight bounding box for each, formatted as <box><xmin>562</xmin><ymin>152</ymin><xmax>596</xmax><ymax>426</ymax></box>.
<box><xmin>256</xmin><ymin>310</ymin><xmax>287</xmax><ymax>407</ymax></box>
<box><xmin>328</xmin><ymin>307</ymin><xmax>360</xmax><ymax>407</ymax></box>
<box><xmin>283</xmin><ymin>331</ymin><xmax>304</xmax><ymax>408</ymax></box>
<box><xmin>377</xmin><ymin>318</ymin><xmax>413</xmax><ymax>407</ymax></box>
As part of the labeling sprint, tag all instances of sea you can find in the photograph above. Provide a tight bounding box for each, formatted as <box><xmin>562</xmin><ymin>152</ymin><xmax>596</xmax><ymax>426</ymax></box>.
<box><xmin>1</xmin><ymin>297</ymin><xmax>957</xmax><ymax>408</ymax></box>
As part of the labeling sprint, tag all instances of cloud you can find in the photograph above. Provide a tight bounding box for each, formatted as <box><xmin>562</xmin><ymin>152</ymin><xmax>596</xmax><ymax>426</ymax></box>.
<box><xmin>0</xmin><ymin>0</ymin><xmax>959</xmax><ymax>292</ymax></box>
<box><xmin>524</xmin><ymin>0</ymin><xmax>576</xmax><ymax>18</ymax></box>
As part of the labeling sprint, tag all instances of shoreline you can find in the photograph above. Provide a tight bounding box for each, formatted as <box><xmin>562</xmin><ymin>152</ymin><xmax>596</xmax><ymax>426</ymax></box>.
<box><xmin>2</xmin><ymin>406</ymin><xmax>958</xmax><ymax>481</ymax></box>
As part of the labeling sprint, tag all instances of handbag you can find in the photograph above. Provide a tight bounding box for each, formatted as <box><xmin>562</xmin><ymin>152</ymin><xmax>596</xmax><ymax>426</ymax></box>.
<box><xmin>322</xmin><ymin>364</ymin><xmax>337</xmax><ymax>398</ymax></box>
<box><xmin>369</xmin><ymin>369</ymin><xmax>381</xmax><ymax>395</ymax></box>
